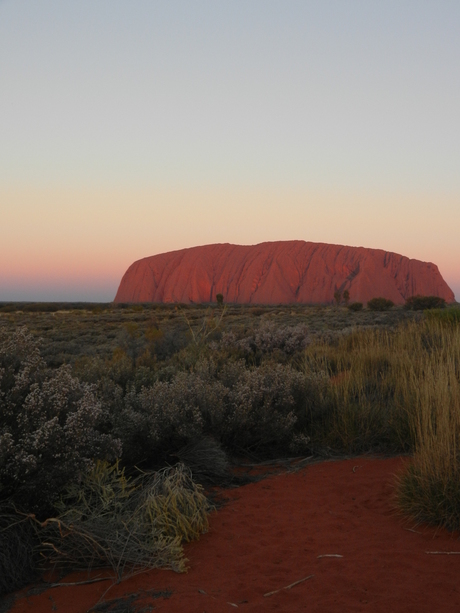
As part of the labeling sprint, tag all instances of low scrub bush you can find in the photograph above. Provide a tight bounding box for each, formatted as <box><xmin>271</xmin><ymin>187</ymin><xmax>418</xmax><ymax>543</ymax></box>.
<box><xmin>367</xmin><ymin>297</ymin><xmax>394</xmax><ymax>311</ymax></box>
<box><xmin>119</xmin><ymin>369</ymin><xmax>227</xmax><ymax>464</ymax></box>
<box><xmin>404</xmin><ymin>295</ymin><xmax>447</xmax><ymax>310</ymax></box>
<box><xmin>348</xmin><ymin>302</ymin><xmax>363</xmax><ymax>312</ymax></box>
<box><xmin>0</xmin><ymin>327</ymin><xmax>121</xmax><ymax>514</ymax></box>
<box><xmin>220</xmin><ymin>320</ymin><xmax>311</xmax><ymax>360</ymax></box>
<box><xmin>222</xmin><ymin>362</ymin><xmax>309</xmax><ymax>454</ymax></box>
<box><xmin>118</xmin><ymin>358</ymin><xmax>310</xmax><ymax>462</ymax></box>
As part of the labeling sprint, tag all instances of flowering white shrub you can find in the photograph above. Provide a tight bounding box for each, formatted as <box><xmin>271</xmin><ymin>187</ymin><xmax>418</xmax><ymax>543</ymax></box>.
<box><xmin>116</xmin><ymin>357</ymin><xmax>310</xmax><ymax>461</ymax></box>
<box><xmin>223</xmin><ymin>362</ymin><xmax>308</xmax><ymax>453</ymax></box>
<box><xmin>221</xmin><ymin>321</ymin><xmax>311</xmax><ymax>357</ymax></box>
<box><xmin>0</xmin><ymin>327</ymin><xmax>121</xmax><ymax>512</ymax></box>
<box><xmin>113</xmin><ymin>359</ymin><xmax>228</xmax><ymax>464</ymax></box>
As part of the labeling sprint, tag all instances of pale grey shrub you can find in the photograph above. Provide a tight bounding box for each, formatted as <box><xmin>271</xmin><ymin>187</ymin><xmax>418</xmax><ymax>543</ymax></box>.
<box><xmin>222</xmin><ymin>362</ymin><xmax>309</xmax><ymax>453</ymax></box>
<box><xmin>0</xmin><ymin>327</ymin><xmax>121</xmax><ymax>512</ymax></box>
<box><xmin>221</xmin><ymin>321</ymin><xmax>311</xmax><ymax>356</ymax></box>
<box><xmin>119</xmin><ymin>358</ymin><xmax>311</xmax><ymax>459</ymax></box>
<box><xmin>118</xmin><ymin>363</ymin><xmax>228</xmax><ymax>463</ymax></box>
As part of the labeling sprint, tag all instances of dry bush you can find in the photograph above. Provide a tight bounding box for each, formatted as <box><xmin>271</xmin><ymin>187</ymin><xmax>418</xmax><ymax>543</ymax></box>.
<box><xmin>0</xmin><ymin>327</ymin><xmax>121</xmax><ymax>514</ymax></box>
<box><xmin>118</xmin><ymin>369</ymin><xmax>227</xmax><ymax>464</ymax></box>
<box><xmin>30</xmin><ymin>462</ymin><xmax>211</xmax><ymax>579</ymax></box>
<box><xmin>0</xmin><ymin>509</ymin><xmax>37</xmax><ymax>596</ymax></box>
<box><xmin>176</xmin><ymin>437</ymin><xmax>231</xmax><ymax>486</ymax></box>
<box><xmin>220</xmin><ymin>320</ymin><xmax>311</xmax><ymax>359</ymax></box>
<box><xmin>222</xmin><ymin>362</ymin><xmax>309</xmax><ymax>454</ymax></box>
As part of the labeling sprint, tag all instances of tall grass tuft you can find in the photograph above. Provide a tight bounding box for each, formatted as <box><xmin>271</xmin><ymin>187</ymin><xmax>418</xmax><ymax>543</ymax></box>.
<box><xmin>28</xmin><ymin>461</ymin><xmax>212</xmax><ymax>579</ymax></box>
<box><xmin>302</xmin><ymin>317</ymin><xmax>460</xmax><ymax>529</ymax></box>
<box><xmin>396</xmin><ymin>324</ymin><xmax>460</xmax><ymax>529</ymax></box>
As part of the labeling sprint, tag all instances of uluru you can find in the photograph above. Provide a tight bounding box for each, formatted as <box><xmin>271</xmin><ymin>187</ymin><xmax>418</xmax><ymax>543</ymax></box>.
<box><xmin>114</xmin><ymin>241</ymin><xmax>455</xmax><ymax>305</ymax></box>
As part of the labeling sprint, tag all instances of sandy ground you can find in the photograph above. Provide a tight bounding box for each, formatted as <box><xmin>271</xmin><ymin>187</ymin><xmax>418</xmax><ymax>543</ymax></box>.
<box><xmin>8</xmin><ymin>456</ymin><xmax>460</xmax><ymax>613</ymax></box>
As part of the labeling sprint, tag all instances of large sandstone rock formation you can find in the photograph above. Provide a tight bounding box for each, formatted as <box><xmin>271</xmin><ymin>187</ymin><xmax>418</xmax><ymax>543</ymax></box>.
<box><xmin>114</xmin><ymin>241</ymin><xmax>455</xmax><ymax>305</ymax></box>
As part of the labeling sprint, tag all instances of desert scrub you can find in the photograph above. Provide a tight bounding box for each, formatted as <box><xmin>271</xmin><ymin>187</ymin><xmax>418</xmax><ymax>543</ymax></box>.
<box><xmin>404</xmin><ymin>295</ymin><xmax>447</xmax><ymax>310</ymax></box>
<box><xmin>0</xmin><ymin>507</ymin><xmax>38</xmax><ymax>596</ymax></box>
<box><xmin>301</xmin><ymin>320</ymin><xmax>456</xmax><ymax>453</ymax></box>
<box><xmin>0</xmin><ymin>327</ymin><xmax>121</xmax><ymax>514</ymax></box>
<box><xmin>396</xmin><ymin>322</ymin><xmax>460</xmax><ymax>530</ymax></box>
<box><xmin>221</xmin><ymin>361</ymin><xmax>309</xmax><ymax>454</ymax></box>
<box><xmin>29</xmin><ymin>461</ymin><xmax>211</xmax><ymax>579</ymax></box>
<box><xmin>117</xmin><ymin>368</ymin><xmax>228</xmax><ymax>465</ymax></box>
<box><xmin>220</xmin><ymin>320</ymin><xmax>311</xmax><ymax>363</ymax></box>
<box><xmin>425</xmin><ymin>306</ymin><xmax>460</xmax><ymax>326</ymax></box>
<box><xmin>367</xmin><ymin>297</ymin><xmax>394</xmax><ymax>311</ymax></box>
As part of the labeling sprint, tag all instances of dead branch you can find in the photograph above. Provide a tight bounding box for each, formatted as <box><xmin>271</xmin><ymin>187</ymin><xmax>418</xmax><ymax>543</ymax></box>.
<box><xmin>264</xmin><ymin>574</ymin><xmax>314</xmax><ymax>597</ymax></box>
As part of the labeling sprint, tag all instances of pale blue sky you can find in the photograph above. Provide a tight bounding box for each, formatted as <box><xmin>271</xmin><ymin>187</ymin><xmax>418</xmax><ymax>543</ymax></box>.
<box><xmin>1</xmin><ymin>1</ymin><xmax>459</xmax><ymax>300</ymax></box>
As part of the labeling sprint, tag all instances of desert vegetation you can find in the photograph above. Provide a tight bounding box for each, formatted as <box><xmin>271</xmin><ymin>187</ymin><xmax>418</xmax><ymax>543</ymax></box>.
<box><xmin>1</xmin><ymin>298</ymin><xmax>460</xmax><ymax>597</ymax></box>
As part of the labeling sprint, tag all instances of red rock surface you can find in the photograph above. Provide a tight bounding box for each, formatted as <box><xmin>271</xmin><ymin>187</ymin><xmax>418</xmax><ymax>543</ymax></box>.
<box><xmin>114</xmin><ymin>241</ymin><xmax>455</xmax><ymax>305</ymax></box>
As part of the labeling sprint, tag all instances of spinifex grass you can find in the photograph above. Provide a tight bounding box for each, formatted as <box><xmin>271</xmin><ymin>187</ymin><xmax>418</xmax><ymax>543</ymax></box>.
<box><xmin>303</xmin><ymin>318</ymin><xmax>460</xmax><ymax>529</ymax></box>
<box><xmin>396</xmin><ymin>343</ymin><xmax>460</xmax><ymax>530</ymax></box>
<box><xmin>29</xmin><ymin>462</ymin><xmax>212</xmax><ymax>579</ymax></box>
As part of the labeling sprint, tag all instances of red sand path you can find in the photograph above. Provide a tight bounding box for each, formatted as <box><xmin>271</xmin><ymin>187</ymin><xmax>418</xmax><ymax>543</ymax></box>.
<box><xmin>10</xmin><ymin>457</ymin><xmax>460</xmax><ymax>612</ymax></box>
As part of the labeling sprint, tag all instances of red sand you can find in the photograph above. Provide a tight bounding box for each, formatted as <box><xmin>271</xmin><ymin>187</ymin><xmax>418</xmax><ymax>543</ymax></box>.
<box><xmin>10</xmin><ymin>457</ymin><xmax>460</xmax><ymax>612</ymax></box>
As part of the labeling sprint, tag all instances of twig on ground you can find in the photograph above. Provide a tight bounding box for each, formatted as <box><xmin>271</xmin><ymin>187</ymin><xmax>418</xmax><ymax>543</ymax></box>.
<box><xmin>404</xmin><ymin>528</ymin><xmax>422</xmax><ymax>534</ymax></box>
<box><xmin>317</xmin><ymin>554</ymin><xmax>343</xmax><ymax>558</ymax></box>
<box><xmin>237</xmin><ymin>456</ymin><xmax>313</xmax><ymax>468</ymax></box>
<box><xmin>426</xmin><ymin>551</ymin><xmax>460</xmax><ymax>555</ymax></box>
<box><xmin>48</xmin><ymin>577</ymin><xmax>113</xmax><ymax>588</ymax></box>
<box><xmin>264</xmin><ymin>574</ymin><xmax>314</xmax><ymax>597</ymax></box>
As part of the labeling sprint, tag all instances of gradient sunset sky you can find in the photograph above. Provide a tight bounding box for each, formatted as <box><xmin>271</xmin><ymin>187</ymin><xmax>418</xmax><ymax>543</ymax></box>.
<box><xmin>1</xmin><ymin>1</ymin><xmax>459</xmax><ymax>301</ymax></box>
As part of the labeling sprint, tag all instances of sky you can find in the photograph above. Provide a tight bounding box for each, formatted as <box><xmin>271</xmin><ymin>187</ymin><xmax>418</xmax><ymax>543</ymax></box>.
<box><xmin>1</xmin><ymin>0</ymin><xmax>459</xmax><ymax>302</ymax></box>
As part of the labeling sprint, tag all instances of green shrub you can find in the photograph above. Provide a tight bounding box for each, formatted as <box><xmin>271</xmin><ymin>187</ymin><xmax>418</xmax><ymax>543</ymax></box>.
<box><xmin>404</xmin><ymin>295</ymin><xmax>447</xmax><ymax>310</ymax></box>
<box><xmin>367</xmin><ymin>297</ymin><xmax>394</xmax><ymax>311</ymax></box>
<box><xmin>348</xmin><ymin>302</ymin><xmax>363</xmax><ymax>312</ymax></box>
<box><xmin>425</xmin><ymin>307</ymin><xmax>460</xmax><ymax>325</ymax></box>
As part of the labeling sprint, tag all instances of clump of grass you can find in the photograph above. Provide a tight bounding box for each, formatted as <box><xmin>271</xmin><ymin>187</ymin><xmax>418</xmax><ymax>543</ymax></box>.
<box><xmin>303</xmin><ymin>319</ymin><xmax>460</xmax><ymax>455</ymax></box>
<box><xmin>0</xmin><ymin>510</ymin><xmax>38</xmax><ymax>596</ymax></box>
<box><xmin>309</xmin><ymin>316</ymin><xmax>460</xmax><ymax>529</ymax></box>
<box><xmin>27</xmin><ymin>461</ymin><xmax>212</xmax><ymax>579</ymax></box>
<box><xmin>425</xmin><ymin>307</ymin><xmax>460</xmax><ymax>325</ymax></box>
<box><xmin>396</xmin><ymin>329</ymin><xmax>460</xmax><ymax>530</ymax></box>
<box><xmin>304</xmin><ymin>325</ymin><xmax>415</xmax><ymax>452</ymax></box>
<box><xmin>176</xmin><ymin>437</ymin><xmax>232</xmax><ymax>487</ymax></box>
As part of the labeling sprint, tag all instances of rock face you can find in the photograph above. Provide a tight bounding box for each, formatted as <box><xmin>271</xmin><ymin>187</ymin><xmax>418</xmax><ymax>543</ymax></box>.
<box><xmin>114</xmin><ymin>241</ymin><xmax>455</xmax><ymax>305</ymax></box>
